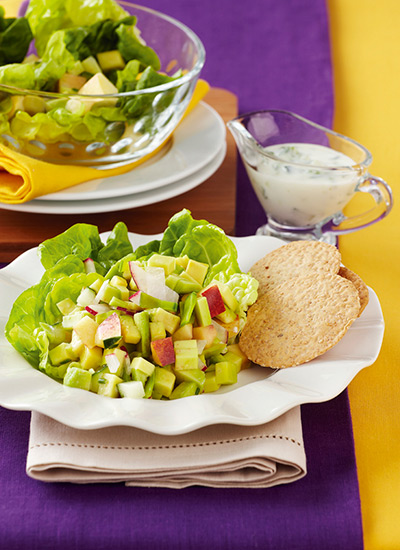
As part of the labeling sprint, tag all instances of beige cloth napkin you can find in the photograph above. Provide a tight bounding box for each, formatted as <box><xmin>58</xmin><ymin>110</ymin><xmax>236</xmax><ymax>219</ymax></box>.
<box><xmin>26</xmin><ymin>407</ymin><xmax>306</xmax><ymax>488</ymax></box>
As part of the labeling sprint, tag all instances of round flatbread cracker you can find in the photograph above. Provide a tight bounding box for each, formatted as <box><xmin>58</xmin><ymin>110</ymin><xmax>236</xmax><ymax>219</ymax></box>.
<box><xmin>339</xmin><ymin>266</ymin><xmax>369</xmax><ymax>316</ymax></box>
<box><xmin>239</xmin><ymin>273</ymin><xmax>360</xmax><ymax>368</ymax></box>
<box><xmin>250</xmin><ymin>240</ymin><xmax>341</xmax><ymax>296</ymax></box>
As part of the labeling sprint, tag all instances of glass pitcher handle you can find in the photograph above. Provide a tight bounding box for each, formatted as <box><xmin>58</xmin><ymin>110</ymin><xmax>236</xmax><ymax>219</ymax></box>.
<box><xmin>324</xmin><ymin>175</ymin><xmax>393</xmax><ymax>235</ymax></box>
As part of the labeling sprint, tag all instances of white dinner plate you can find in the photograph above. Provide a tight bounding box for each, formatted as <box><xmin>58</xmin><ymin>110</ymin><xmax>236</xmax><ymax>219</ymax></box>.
<box><xmin>0</xmin><ymin>143</ymin><xmax>226</xmax><ymax>214</ymax></box>
<box><xmin>0</xmin><ymin>233</ymin><xmax>384</xmax><ymax>434</ymax></box>
<box><xmin>40</xmin><ymin>101</ymin><xmax>226</xmax><ymax>201</ymax></box>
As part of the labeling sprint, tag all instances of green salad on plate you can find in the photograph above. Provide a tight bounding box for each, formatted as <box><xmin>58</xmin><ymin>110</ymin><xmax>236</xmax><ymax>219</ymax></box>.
<box><xmin>5</xmin><ymin>210</ymin><xmax>259</xmax><ymax>401</ymax></box>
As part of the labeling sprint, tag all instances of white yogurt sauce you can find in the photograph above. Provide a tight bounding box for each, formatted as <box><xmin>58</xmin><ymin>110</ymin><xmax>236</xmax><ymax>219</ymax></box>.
<box><xmin>244</xmin><ymin>143</ymin><xmax>358</xmax><ymax>227</ymax></box>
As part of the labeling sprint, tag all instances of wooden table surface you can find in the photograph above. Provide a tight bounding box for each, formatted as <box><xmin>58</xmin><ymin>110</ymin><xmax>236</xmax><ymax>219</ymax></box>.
<box><xmin>0</xmin><ymin>88</ymin><xmax>237</xmax><ymax>263</ymax></box>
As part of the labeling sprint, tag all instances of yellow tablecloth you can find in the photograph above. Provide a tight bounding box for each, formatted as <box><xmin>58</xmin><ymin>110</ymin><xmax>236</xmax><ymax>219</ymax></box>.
<box><xmin>328</xmin><ymin>1</ymin><xmax>400</xmax><ymax>548</ymax></box>
<box><xmin>4</xmin><ymin>0</ymin><xmax>400</xmax><ymax>548</ymax></box>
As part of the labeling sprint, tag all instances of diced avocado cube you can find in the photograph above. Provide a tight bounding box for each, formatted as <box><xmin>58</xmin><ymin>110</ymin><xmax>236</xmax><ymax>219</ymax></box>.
<box><xmin>153</xmin><ymin>366</ymin><xmax>176</xmax><ymax>398</ymax></box>
<box><xmin>170</xmin><ymin>381</ymin><xmax>199</xmax><ymax>400</ymax></box>
<box><xmin>63</xmin><ymin>366</ymin><xmax>92</xmax><ymax>391</ymax></box>
<box><xmin>120</xmin><ymin>315</ymin><xmax>141</xmax><ymax>344</ymax></box>
<box><xmin>165</xmin><ymin>273</ymin><xmax>202</xmax><ymax>294</ymax></box>
<box><xmin>133</xmin><ymin>292</ymin><xmax>178</xmax><ymax>313</ymax></box>
<box><xmin>173</xmin><ymin>265</ymin><xmax>184</xmax><ymax>275</ymax></box>
<box><xmin>82</xmin><ymin>55</ymin><xmax>102</xmax><ymax>75</ymax></box>
<box><xmin>118</xmin><ymin>381</ymin><xmax>145</xmax><ymax>399</ymax></box>
<box><xmin>214</xmin><ymin>282</ymin><xmax>239</xmax><ymax>312</ymax></box>
<box><xmin>172</xmin><ymin>323</ymin><xmax>193</xmax><ymax>341</ymax></box>
<box><xmin>216</xmin><ymin>308</ymin><xmax>238</xmax><ymax>324</ymax></box>
<box><xmin>208</xmin><ymin>353</ymin><xmax>226</xmax><ymax>365</ymax></box>
<box><xmin>62</xmin><ymin>308</ymin><xmax>90</xmax><ymax>330</ymax></box>
<box><xmin>150</xmin><ymin>308</ymin><xmax>180</xmax><ymax>335</ymax></box>
<box><xmin>49</xmin><ymin>342</ymin><xmax>77</xmax><ymax>366</ymax></box>
<box><xmin>80</xmin><ymin>345</ymin><xmax>103</xmax><ymax>370</ymax></box>
<box><xmin>185</xmin><ymin>259</ymin><xmax>209</xmax><ymax>285</ymax></box>
<box><xmin>203</xmin><ymin>343</ymin><xmax>227</xmax><ymax>359</ymax></box>
<box><xmin>176</xmin><ymin>255</ymin><xmax>189</xmax><ymax>269</ymax></box>
<box><xmin>150</xmin><ymin>321</ymin><xmax>166</xmax><ymax>341</ymax></box>
<box><xmin>97</xmin><ymin>373</ymin><xmax>123</xmax><ymax>398</ymax></box>
<box><xmin>174</xmin><ymin>339</ymin><xmax>198</xmax><ymax>371</ymax></box>
<box><xmin>215</xmin><ymin>361</ymin><xmax>237</xmax><ymax>385</ymax></box>
<box><xmin>90</xmin><ymin>365</ymin><xmax>110</xmax><ymax>393</ymax></box>
<box><xmin>74</xmin><ymin>315</ymin><xmax>99</xmax><ymax>349</ymax></box>
<box><xmin>132</xmin><ymin>369</ymin><xmax>148</xmax><ymax>385</ymax></box>
<box><xmin>227</xmin><ymin>343</ymin><xmax>251</xmax><ymax>370</ymax></box>
<box><xmin>112</xmin><ymin>285</ymin><xmax>130</xmax><ymax>301</ymax></box>
<box><xmin>110</xmin><ymin>275</ymin><xmax>127</xmax><ymax>288</ymax></box>
<box><xmin>71</xmin><ymin>330</ymin><xmax>84</xmax><ymax>355</ymax></box>
<box><xmin>47</xmin><ymin>325</ymin><xmax>71</xmax><ymax>346</ymax></box>
<box><xmin>203</xmin><ymin>372</ymin><xmax>221</xmax><ymax>393</ymax></box>
<box><xmin>134</xmin><ymin>311</ymin><xmax>151</xmax><ymax>357</ymax></box>
<box><xmin>56</xmin><ymin>298</ymin><xmax>76</xmax><ymax>316</ymax></box>
<box><xmin>151</xmin><ymin>390</ymin><xmax>163</xmax><ymax>400</ymax></box>
<box><xmin>97</xmin><ymin>50</ymin><xmax>126</xmax><ymax>72</ymax></box>
<box><xmin>148</xmin><ymin>254</ymin><xmax>176</xmax><ymax>276</ymax></box>
<box><xmin>96</xmin><ymin>281</ymin><xmax>121</xmax><ymax>304</ymax></box>
<box><xmin>131</xmin><ymin>356</ymin><xmax>155</xmax><ymax>377</ymax></box>
<box><xmin>121</xmin><ymin>260</ymin><xmax>132</xmax><ymax>280</ymax></box>
<box><xmin>163</xmin><ymin>364</ymin><xmax>174</xmax><ymax>373</ymax></box>
<box><xmin>174</xmin><ymin>368</ymin><xmax>205</xmax><ymax>389</ymax></box>
<box><xmin>222</xmin><ymin>351</ymin><xmax>244</xmax><ymax>373</ymax></box>
<box><xmin>89</xmin><ymin>278</ymin><xmax>104</xmax><ymax>293</ymax></box>
<box><xmin>76</xmin><ymin>287</ymin><xmax>96</xmax><ymax>308</ymax></box>
<box><xmin>194</xmin><ymin>296</ymin><xmax>212</xmax><ymax>327</ymax></box>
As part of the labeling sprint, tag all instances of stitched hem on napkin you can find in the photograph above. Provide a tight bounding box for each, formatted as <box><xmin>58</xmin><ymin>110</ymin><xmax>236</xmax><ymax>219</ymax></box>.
<box><xmin>26</xmin><ymin>407</ymin><xmax>307</xmax><ymax>489</ymax></box>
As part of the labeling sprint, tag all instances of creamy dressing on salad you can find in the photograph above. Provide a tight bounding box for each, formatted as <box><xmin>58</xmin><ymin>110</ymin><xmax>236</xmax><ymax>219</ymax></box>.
<box><xmin>244</xmin><ymin>143</ymin><xmax>358</xmax><ymax>227</ymax></box>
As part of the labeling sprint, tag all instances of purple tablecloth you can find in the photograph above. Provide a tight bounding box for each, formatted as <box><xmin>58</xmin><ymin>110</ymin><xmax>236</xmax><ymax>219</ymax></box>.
<box><xmin>0</xmin><ymin>1</ymin><xmax>363</xmax><ymax>548</ymax></box>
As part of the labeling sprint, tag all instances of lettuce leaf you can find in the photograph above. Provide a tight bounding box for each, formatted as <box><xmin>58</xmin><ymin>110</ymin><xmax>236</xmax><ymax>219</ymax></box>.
<box><xmin>0</xmin><ymin>63</ymin><xmax>36</xmax><ymax>89</ymax></box>
<box><xmin>63</xmin><ymin>16</ymin><xmax>136</xmax><ymax>60</ymax></box>
<box><xmin>43</xmin><ymin>272</ymin><xmax>102</xmax><ymax>325</ymax></box>
<box><xmin>116</xmin><ymin>59</ymin><xmax>140</xmax><ymax>92</ymax></box>
<box><xmin>116</xmin><ymin>24</ymin><xmax>160</xmax><ymax>70</ymax></box>
<box><xmin>34</xmin><ymin>29</ymin><xmax>83</xmax><ymax>90</ymax></box>
<box><xmin>26</xmin><ymin>0</ymin><xmax>128</xmax><ymax>56</ymax></box>
<box><xmin>0</xmin><ymin>7</ymin><xmax>33</xmax><ymax>65</ymax></box>
<box><xmin>5</xmin><ymin>285</ymin><xmax>42</xmax><ymax>367</ymax></box>
<box><xmin>120</xmin><ymin>66</ymin><xmax>178</xmax><ymax>121</ymax></box>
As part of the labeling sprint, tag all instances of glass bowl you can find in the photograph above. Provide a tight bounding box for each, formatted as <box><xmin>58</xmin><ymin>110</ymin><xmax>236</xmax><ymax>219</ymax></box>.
<box><xmin>0</xmin><ymin>2</ymin><xmax>205</xmax><ymax>166</ymax></box>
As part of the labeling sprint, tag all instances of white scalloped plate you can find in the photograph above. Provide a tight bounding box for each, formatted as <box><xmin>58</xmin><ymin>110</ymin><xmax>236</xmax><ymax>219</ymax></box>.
<box><xmin>0</xmin><ymin>233</ymin><xmax>384</xmax><ymax>434</ymax></box>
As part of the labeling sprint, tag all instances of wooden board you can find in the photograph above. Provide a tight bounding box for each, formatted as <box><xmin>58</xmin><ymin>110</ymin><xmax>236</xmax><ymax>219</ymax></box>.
<box><xmin>0</xmin><ymin>88</ymin><xmax>238</xmax><ymax>263</ymax></box>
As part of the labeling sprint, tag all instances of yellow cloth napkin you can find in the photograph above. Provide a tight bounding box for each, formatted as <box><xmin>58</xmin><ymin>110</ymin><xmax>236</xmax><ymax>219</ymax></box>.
<box><xmin>26</xmin><ymin>407</ymin><xmax>306</xmax><ymax>488</ymax></box>
<box><xmin>0</xmin><ymin>79</ymin><xmax>210</xmax><ymax>204</ymax></box>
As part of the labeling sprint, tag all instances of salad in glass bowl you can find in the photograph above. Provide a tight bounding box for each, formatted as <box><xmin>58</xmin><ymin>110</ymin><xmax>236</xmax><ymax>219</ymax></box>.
<box><xmin>0</xmin><ymin>0</ymin><xmax>205</xmax><ymax>165</ymax></box>
<box><xmin>5</xmin><ymin>210</ymin><xmax>259</xmax><ymax>401</ymax></box>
